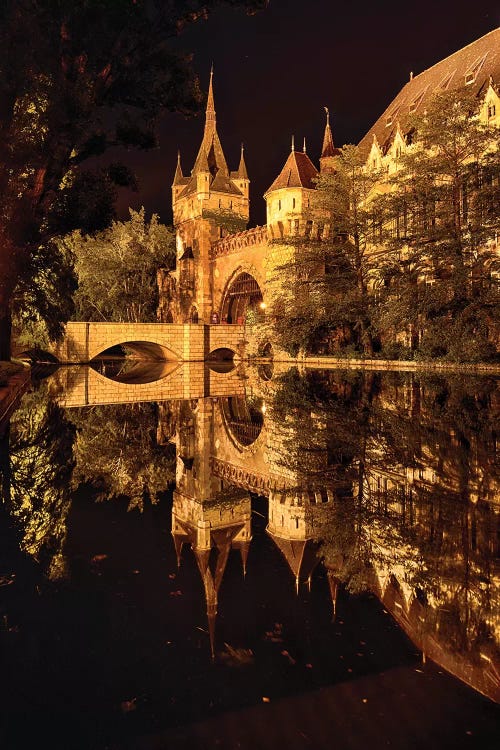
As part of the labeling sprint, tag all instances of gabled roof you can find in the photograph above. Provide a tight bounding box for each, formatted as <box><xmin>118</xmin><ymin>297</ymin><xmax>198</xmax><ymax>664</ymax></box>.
<box><xmin>358</xmin><ymin>27</ymin><xmax>500</xmax><ymax>159</ymax></box>
<box><xmin>265</xmin><ymin>148</ymin><xmax>318</xmax><ymax>195</ymax></box>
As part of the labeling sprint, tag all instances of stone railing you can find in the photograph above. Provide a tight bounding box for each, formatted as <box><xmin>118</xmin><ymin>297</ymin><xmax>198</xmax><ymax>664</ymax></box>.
<box><xmin>211</xmin><ymin>225</ymin><xmax>268</xmax><ymax>259</ymax></box>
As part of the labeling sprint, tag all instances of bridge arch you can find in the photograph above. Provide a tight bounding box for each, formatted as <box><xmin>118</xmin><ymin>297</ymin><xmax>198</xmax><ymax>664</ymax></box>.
<box><xmin>220</xmin><ymin>395</ymin><xmax>265</xmax><ymax>450</ymax></box>
<box><xmin>91</xmin><ymin>340</ymin><xmax>180</xmax><ymax>362</ymax></box>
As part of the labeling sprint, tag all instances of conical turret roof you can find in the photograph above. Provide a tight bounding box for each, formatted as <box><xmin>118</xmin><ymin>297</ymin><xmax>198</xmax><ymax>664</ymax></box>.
<box><xmin>265</xmin><ymin>145</ymin><xmax>318</xmax><ymax>195</ymax></box>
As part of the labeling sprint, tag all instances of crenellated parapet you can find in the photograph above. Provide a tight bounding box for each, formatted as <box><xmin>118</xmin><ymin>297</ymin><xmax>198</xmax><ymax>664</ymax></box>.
<box><xmin>210</xmin><ymin>225</ymin><xmax>269</xmax><ymax>260</ymax></box>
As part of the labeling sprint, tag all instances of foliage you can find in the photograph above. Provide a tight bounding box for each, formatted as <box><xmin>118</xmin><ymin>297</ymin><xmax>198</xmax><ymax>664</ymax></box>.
<box><xmin>69</xmin><ymin>402</ymin><xmax>176</xmax><ymax>511</ymax></box>
<box><xmin>376</xmin><ymin>89</ymin><xmax>500</xmax><ymax>360</ymax></box>
<box><xmin>271</xmin><ymin>145</ymin><xmax>382</xmax><ymax>356</ymax></box>
<box><xmin>202</xmin><ymin>208</ymin><xmax>248</xmax><ymax>235</ymax></box>
<box><xmin>0</xmin><ymin>384</ymin><xmax>76</xmax><ymax>579</ymax></box>
<box><xmin>0</xmin><ymin>0</ymin><xmax>267</xmax><ymax>358</ymax></box>
<box><xmin>62</xmin><ymin>208</ymin><xmax>176</xmax><ymax>323</ymax></box>
<box><xmin>269</xmin><ymin>367</ymin><xmax>499</xmax><ymax>626</ymax></box>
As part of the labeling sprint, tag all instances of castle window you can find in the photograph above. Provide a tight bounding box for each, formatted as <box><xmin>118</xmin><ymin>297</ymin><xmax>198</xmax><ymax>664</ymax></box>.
<box><xmin>218</xmin><ymin>199</ymin><xmax>222</xmax><ymax>208</ymax></box>
<box><xmin>292</xmin><ymin>197</ymin><xmax>296</xmax><ymax>209</ymax></box>
<box><xmin>278</xmin><ymin>199</ymin><xmax>281</xmax><ymax>211</ymax></box>
<box><xmin>488</xmin><ymin>102</ymin><xmax>496</xmax><ymax>118</ymax></box>
<box><xmin>229</xmin><ymin>200</ymin><xmax>233</xmax><ymax>209</ymax></box>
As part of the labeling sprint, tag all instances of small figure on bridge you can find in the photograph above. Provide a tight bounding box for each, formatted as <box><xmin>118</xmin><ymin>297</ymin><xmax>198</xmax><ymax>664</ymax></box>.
<box><xmin>211</xmin><ymin>312</ymin><xmax>220</xmax><ymax>324</ymax></box>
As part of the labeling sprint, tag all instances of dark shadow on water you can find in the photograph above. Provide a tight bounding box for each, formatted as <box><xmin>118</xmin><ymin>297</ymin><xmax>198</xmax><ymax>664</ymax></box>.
<box><xmin>90</xmin><ymin>358</ymin><xmax>180</xmax><ymax>384</ymax></box>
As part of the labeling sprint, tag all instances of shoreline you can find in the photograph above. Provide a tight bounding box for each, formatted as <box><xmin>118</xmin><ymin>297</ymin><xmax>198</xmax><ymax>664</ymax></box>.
<box><xmin>0</xmin><ymin>364</ymin><xmax>31</xmax><ymax>434</ymax></box>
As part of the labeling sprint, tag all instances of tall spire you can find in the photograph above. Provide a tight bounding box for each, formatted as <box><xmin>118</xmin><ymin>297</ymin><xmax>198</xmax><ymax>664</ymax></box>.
<box><xmin>205</xmin><ymin>64</ymin><xmax>216</xmax><ymax>134</ymax></box>
<box><xmin>321</xmin><ymin>107</ymin><xmax>335</xmax><ymax>158</ymax></box>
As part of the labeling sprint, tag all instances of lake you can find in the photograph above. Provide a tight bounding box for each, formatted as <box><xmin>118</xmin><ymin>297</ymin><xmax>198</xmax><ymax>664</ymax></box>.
<box><xmin>0</xmin><ymin>362</ymin><xmax>499</xmax><ymax>749</ymax></box>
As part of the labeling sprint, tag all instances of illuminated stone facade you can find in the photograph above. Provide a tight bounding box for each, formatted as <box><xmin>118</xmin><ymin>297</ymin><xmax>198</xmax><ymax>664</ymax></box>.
<box><xmin>163</xmin><ymin>28</ymin><xmax>500</xmax><ymax>350</ymax></box>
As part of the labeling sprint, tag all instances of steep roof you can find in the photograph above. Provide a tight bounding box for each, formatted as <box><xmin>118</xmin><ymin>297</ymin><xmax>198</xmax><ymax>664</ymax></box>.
<box><xmin>321</xmin><ymin>109</ymin><xmax>341</xmax><ymax>159</ymax></box>
<box><xmin>177</xmin><ymin>70</ymin><xmax>244</xmax><ymax>199</ymax></box>
<box><xmin>358</xmin><ymin>27</ymin><xmax>500</xmax><ymax>159</ymax></box>
<box><xmin>265</xmin><ymin>148</ymin><xmax>318</xmax><ymax>195</ymax></box>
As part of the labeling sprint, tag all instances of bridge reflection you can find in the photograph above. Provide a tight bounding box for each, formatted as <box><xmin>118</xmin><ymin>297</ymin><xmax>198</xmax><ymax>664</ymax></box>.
<box><xmin>46</xmin><ymin>364</ymin><xmax>500</xmax><ymax>702</ymax></box>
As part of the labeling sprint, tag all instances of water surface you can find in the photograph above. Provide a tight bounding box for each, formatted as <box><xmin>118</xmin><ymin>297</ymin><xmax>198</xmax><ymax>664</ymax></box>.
<box><xmin>0</xmin><ymin>363</ymin><xmax>498</xmax><ymax>749</ymax></box>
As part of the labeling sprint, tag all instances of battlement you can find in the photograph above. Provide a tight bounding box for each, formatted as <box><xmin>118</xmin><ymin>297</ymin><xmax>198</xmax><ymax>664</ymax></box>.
<box><xmin>211</xmin><ymin>225</ymin><xmax>269</xmax><ymax>259</ymax></box>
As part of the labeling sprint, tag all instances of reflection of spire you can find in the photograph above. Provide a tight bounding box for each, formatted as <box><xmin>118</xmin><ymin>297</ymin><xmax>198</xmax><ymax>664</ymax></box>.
<box><xmin>172</xmin><ymin>530</ymin><xmax>187</xmax><ymax>568</ymax></box>
<box><xmin>327</xmin><ymin>570</ymin><xmax>340</xmax><ymax>622</ymax></box>
<box><xmin>234</xmin><ymin>538</ymin><xmax>250</xmax><ymax>578</ymax></box>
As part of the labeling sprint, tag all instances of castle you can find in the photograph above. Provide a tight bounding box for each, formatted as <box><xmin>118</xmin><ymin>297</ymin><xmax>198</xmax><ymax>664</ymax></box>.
<box><xmin>158</xmin><ymin>27</ymin><xmax>500</xmax><ymax>342</ymax></box>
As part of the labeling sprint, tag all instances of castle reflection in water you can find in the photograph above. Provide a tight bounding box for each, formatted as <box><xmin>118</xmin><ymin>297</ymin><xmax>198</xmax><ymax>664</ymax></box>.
<box><xmin>5</xmin><ymin>361</ymin><xmax>500</xmax><ymax>703</ymax></box>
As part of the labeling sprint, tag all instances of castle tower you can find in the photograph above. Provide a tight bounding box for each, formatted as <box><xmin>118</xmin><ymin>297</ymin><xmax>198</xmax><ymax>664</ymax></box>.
<box><xmin>172</xmin><ymin>70</ymin><xmax>250</xmax><ymax>323</ymax></box>
<box><xmin>171</xmin><ymin>398</ymin><xmax>252</xmax><ymax>658</ymax></box>
<box><xmin>264</xmin><ymin>136</ymin><xmax>318</xmax><ymax>239</ymax></box>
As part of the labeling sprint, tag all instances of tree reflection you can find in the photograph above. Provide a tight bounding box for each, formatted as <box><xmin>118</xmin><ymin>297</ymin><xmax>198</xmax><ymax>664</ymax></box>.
<box><xmin>268</xmin><ymin>369</ymin><xmax>499</xmax><ymax>688</ymax></box>
<box><xmin>68</xmin><ymin>403</ymin><xmax>176</xmax><ymax>511</ymax></box>
<box><xmin>0</xmin><ymin>384</ymin><xmax>75</xmax><ymax>579</ymax></box>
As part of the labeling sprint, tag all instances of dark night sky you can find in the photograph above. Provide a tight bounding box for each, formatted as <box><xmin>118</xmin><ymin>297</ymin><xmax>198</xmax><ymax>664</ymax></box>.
<box><xmin>114</xmin><ymin>0</ymin><xmax>500</xmax><ymax>227</ymax></box>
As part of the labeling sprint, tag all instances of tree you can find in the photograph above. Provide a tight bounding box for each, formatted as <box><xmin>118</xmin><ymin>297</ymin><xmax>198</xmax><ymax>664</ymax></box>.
<box><xmin>0</xmin><ymin>0</ymin><xmax>268</xmax><ymax>360</ymax></box>
<box><xmin>376</xmin><ymin>89</ymin><xmax>500</xmax><ymax>360</ymax></box>
<box><xmin>69</xmin><ymin>402</ymin><xmax>176</xmax><ymax>512</ymax></box>
<box><xmin>62</xmin><ymin>208</ymin><xmax>176</xmax><ymax>323</ymax></box>
<box><xmin>271</xmin><ymin>145</ymin><xmax>382</xmax><ymax>356</ymax></box>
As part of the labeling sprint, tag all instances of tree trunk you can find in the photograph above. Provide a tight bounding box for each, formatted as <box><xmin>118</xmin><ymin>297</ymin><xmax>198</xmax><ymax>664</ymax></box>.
<box><xmin>0</xmin><ymin>306</ymin><xmax>12</xmax><ymax>361</ymax></box>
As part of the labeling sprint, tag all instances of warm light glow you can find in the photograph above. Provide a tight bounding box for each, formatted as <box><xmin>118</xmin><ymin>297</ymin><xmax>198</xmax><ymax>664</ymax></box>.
<box><xmin>259</xmin><ymin>302</ymin><xmax>267</xmax><ymax>310</ymax></box>
<box><xmin>261</xmin><ymin>402</ymin><xmax>267</xmax><ymax>414</ymax></box>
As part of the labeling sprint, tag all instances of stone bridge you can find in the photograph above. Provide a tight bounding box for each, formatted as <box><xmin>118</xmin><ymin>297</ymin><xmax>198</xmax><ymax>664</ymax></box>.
<box><xmin>51</xmin><ymin>322</ymin><xmax>246</xmax><ymax>363</ymax></box>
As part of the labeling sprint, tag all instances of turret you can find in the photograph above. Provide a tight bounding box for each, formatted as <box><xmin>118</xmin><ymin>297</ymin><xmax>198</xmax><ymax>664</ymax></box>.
<box><xmin>170</xmin><ymin>69</ymin><xmax>250</xmax><ymax>322</ymax></box>
<box><xmin>264</xmin><ymin>136</ymin><xmax>318</xmax><ymax>238</ymax></box>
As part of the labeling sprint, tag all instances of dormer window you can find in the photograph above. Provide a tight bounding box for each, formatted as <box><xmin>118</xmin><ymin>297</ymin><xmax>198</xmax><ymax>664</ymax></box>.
<box><xmin>409</xmin><ymin>88</ymin><xmax>427</xmax><ymax>114</ymax></box>
<box><xmin>464</xmin><ymin>54</ymin><xmax>487</xmax><ymax>86</ymax></box>
<box><xmin>487</xmin><ymin>102</ymin><xmax>496</xmax><ymax>118</ymax></box>
<box><xmin>386</xmin><ymin>116</ymin><xmax>393</xmax><ymax>127</ymax></box>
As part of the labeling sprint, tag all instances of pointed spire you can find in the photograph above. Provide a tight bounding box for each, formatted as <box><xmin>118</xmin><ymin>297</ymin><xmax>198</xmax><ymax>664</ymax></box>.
<box><xmin>291</xmin><ymin>134</ymin><xmax>295</xmax><ymax>152</ymax></box>
<box><xmin>237</xmin><ymin>143</ymin><xmax>249</xmax><ymax>180</ymax></box>
<box><xmin>321</xmin><ymin>107</ymin><xmax>335</xmax><ymax>159</ymax></box>
<box><xmin>303</xmin><ymin>137</ymin><xmax>307</xmax><ymax>154</ymax></box>
<box><xmin>206</xmin><ymin>64</ymin><xmax>216</xmax><ymax>131</ymax></box>
<box><xmin>172</xmin><ymin>150</ymin><xmax>184</xmax><ymax>186</ymax></box>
